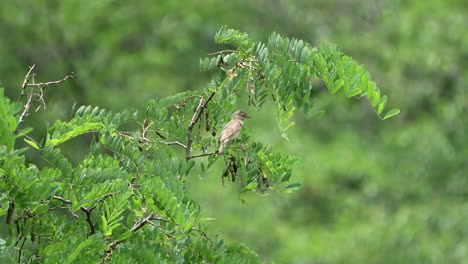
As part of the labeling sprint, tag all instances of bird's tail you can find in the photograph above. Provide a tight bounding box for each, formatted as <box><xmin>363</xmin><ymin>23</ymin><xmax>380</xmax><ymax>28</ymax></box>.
<box><xmin>218</xmin><ymin>143</ymin><xmax>225</xmax><ymax>154</ymax></box>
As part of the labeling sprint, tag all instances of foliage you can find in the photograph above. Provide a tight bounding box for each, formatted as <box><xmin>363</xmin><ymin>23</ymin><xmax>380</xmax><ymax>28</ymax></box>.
<box><xmin>0</xmin><ymin>27</ymin><xmax>396</xmax><ymax>262</ymax></box>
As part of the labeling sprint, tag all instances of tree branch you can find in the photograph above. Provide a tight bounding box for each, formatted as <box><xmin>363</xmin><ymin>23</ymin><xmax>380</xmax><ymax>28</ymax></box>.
<box><xmin>53</xmin><ymin>196</ymin><xmax>72</xmax><ymax>204</ymax></box>
<box><xmin>104</xmin><ymin>212</ymin><xmax>169</xmax><ymax>262</ymax></box>
<box><xmin>186</xmin><ymin>92</ymin><xmax>216</xmax><ymax>160</ymax></box>
<box><xmin>17</xmin><ymin>65</ymin><xmax>75</xmax><ymax>124</ymax></box>
<box><xmin>52</xmin><ymin>193</ymin><xmax>115</xmax><ymax>235</ymax></box>
<box><xmin>81</xmin><ymin>206</ymin><xmax>97</xmax><ymax>235</ymax></box>
<box><xmin>18</xmin><ymin>65</ymin><xmax>36</xmax><ymax>102</ymax></box>
<box><xmin>187</xmin><ymin>151</ymin><xmax>218</xmax><ymax>160</ymax></box>
<box><xmin>130</xmin><ymin>212</ymin><xmax>155</xmax><ymax>232</ymax></box>
<box><xmin>161</xmin><ymin>141</ymin><xmax>187</xmax><ymax>150</ymax></box>
<box><xmin>25</xmin><ymin>74</ymin><xmax>75</xmax><ymax>87</ymax></box>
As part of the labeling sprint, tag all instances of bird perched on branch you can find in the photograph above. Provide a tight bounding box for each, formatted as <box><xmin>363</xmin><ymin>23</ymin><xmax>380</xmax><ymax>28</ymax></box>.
<box><xmin>218</xmin><ymin>110</ymin><xmax>252</xmax><ymax>154</ymax></box>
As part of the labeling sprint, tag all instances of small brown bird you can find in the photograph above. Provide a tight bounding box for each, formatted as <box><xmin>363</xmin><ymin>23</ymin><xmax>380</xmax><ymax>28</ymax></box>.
<box><xmin>218</xmin><ymin>110</ymin><xmax>252</xmax><ymax>154</ymax></box>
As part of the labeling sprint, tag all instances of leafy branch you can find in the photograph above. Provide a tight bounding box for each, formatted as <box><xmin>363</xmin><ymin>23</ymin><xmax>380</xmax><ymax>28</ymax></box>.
<box><xmin>52</xmin><ymin>193</ymin><xmax>115</xmax><ymax>235</ymax></box>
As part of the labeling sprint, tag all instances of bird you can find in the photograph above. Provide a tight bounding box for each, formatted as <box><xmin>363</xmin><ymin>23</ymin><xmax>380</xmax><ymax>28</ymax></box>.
<box><xmin>218</xmin><ymin>110</ymin><xmax>251</xmax><ymax>154</ymax></box>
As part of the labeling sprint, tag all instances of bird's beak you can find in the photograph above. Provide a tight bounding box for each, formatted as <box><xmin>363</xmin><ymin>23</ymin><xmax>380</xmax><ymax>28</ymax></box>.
<box><xmin>245</xmin><ymin>114</ymin><xmax>252</xmax><ymax>119</ymax></box>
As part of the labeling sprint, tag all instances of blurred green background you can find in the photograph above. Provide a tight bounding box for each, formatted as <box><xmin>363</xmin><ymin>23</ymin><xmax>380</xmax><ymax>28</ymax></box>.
<box><xmin>1</xmin><ymin>0</ymin><xmax>467</xmax><ymax>263</ymax></box>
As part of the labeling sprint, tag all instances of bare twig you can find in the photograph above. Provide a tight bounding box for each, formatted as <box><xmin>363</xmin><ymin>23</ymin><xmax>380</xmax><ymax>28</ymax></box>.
<box><xmin>141</xmin><ymin>119</ymin><xmax>152</xmax><ymax>139</ymax></box>
<box><xmin>150</xmin><ymin>216</ymin><xmax>170</xmax><ymax>222</ymax></box>
<box><xmin>161</xmin><ymin>141</ymin><xmax>187</xmax><ymax>150</ymax></box>
<box><xmin>25</xmin><ymin>74</ymin><xmax>74</xmax><ymax>87</ymax></box>
<box><xmin>52</xmin><ymin>196</ymin><xmax>72</xmax><ymax>204</ymax></box>
<box><xmin>187</xmin><ymin>151</ymin><xmax>218</xmax><ymax>160</ymax></box>
<box><xmin>17</xmin><ymin>65</ymin><xmax>74</xmax><ymax>124</ymax></box>
<box><xmin>208</xmin><ymin>49</ymin><xmax>237</xmax><ymax>55</ymax></box>
<box><xmin>18</xmin><ymin>65</ymin><xmax>36</xmax><ymax>102</ymax></box>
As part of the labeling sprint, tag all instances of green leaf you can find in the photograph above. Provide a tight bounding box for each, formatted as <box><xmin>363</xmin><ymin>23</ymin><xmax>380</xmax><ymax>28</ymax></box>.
<box><xmin>283</xmin><ymin>183</ymin><xmax>303</xmax><ymax>193</ymax></box>
<box><xmin>332</xmin><ymin>79</ymin><xmax>344</xmax><ymax>94</ymax></box>
<box><xmin>348</xmin><ymin>88</ymin><xmax>362</xmax><ymax>97</ymax></box>
<box><xmin>100</xmin><ymin>215</ymin><xmax>108</xmax><ymax>234</ymax></box>
<box><xmin>33</xmin><ymin>204</ymin><xmax>49</xmax><ymax>214</ymax></box>
<box><xmin>64</xmin><ymin>236</ymin><xmax>95</xmax><ymax>264</ymax></box>
<box><xmin>24</xmin><ymin>138</ymin><xmax>40</xmax><ymax>149</ymax></box>
<box><xmin>246</xmin><ymin>181</ymin><xmax>258</xmax><ymax>190</ymax></box>
<box><xmin>47</xmin><ymin>122</ymin><xmax>102</xmax><ymax>146</ymax></box>
<box><xmin>377</xmin><ymin>95</ymin><xmax>388</xmax><ymax>115</ymax></box>
<box><xmin>383</xmin><ymin>108</ymin><xmax>400</xmax><ymax>120</ymax></box>
<box><xmin>15</xmin><ymin>127</ymin><xmax>33</xmax><ymax>137</ymax></box>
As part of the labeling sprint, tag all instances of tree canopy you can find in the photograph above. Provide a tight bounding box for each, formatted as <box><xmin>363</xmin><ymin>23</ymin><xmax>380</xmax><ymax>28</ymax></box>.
<box><xmin>0</xmin><ymin>27</ymin><xmax>398</xmax><ymax>262</ymax></box>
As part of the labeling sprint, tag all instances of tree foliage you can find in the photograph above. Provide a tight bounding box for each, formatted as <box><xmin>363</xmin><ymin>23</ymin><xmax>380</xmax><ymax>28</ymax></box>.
<box><xmin>0</xmin><ymin>28</ymin><xmax>396</xmax><ymax>262</ymax></box>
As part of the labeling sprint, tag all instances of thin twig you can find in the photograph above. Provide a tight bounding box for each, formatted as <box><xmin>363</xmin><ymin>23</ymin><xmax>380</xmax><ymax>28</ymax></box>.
<box><xmin>25</xmin><ymin>73</ymin><xmax>75</xmax><ymax>87</ymax></box>
<box><xmin>161</xmin><ymin>141</ymin><xmax>187</xmax><ymax>150</ymax></box>
<box><xmin>17</xmin><ymin>65</ymin><xmax>74</xmax><ymax>124</ymax></box>
<box><xmin>191</xmin><ymin>227</ymin><xmax>213</xmax><ymax>243</ymax></box>
<box><xmin>208</xmin><ymin>49</ymin><xmax>237</xmax><ymax>55</ymax></box>
<box><xmin>18</xmin><ymin>87</ymin><xmax>35</xmax><ymax>123</ymax></box>
<box><xmin>186</xmin><ymin>92</ymin><xmax>216</xmax><ymax>160</ymax></box>
<box><xmin>186</xmin><ymin>95</ymin><xmax>205</xmax><ymax>159</ymax></box>
<box><xmin>18</xmin><ymin>65</ymin><xmax>36</xmax><ymax>102</ymax></box>
<box><xmin>130</xmin><ymin>212</ymin><xmax>155</xmax><ymax>232</ymax></box>
<box><xmin>150</xmin><ymin>216</ymin><xmax>170</xmax><ymax>222</ymax></box>
<box><xmin>187</xmin><ymin>151</ymin><xmax>217</xmax><ymax>160</ymax></box>
<box><xmin>53</xmin><ymin>196</ymin><xmax>72</xmax><ymax>204</ymax></box>
<box><xmin>18</xmin><ymin>236</ymin><xmax>27</xmax><ymax>263</ymax></box>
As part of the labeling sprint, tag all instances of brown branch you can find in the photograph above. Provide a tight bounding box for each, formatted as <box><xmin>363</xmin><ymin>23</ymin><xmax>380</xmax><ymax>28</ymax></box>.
<box><xmin>53</xmin><ymin>196</ymin><xmax>96</xmax><ymax>234</ymax></box>
<box><xmin>53</xmin><ymin>196</ymin><xmax>72</xmax><ymax>204</ymax></box>
<box><xmin>53</xmin><ymin>193</ymin><xmax>114</xmax><ymax>235</ymax></box>
<box><xmin>187</xmin><ymin>151</ymin><xmax>218</xmax><ymax>160</ymax></box>
<box><xmin>18</xmin><ymin>236</ymin><xmax>27</xmax><ymax>263</ymax></box>
<box><xmin>186</xmin><ymin>96</ymin><xmax>205</xmax><ymax>159</ymax></box>
<box><xmin>130</xmin><ymin>212</ymin><xmax>155</xmax><ymax>232</ymax></box>
<box><xmin>186</xmin><ymin>92</ymin><xmax>216</xmax><ymax>160</ymax></box>
<box><xmin>81</xmin><ymin>206</ymin><xmax>97</xmax><ymax>235</ymax></box>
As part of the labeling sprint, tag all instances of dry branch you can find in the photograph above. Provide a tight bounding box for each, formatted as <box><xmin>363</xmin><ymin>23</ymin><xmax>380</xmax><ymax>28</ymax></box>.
<box><xmin>17</xmin><ymin>65</ymin><xmax>75</xmax><ymax>124</ymax></box>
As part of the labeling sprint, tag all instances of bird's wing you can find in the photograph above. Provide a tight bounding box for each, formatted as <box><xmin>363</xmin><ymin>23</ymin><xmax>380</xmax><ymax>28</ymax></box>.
<box><xmin>220</xmin><ymin>120</ymin><xmax>243</xmax><ymax>143</ymax></box>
